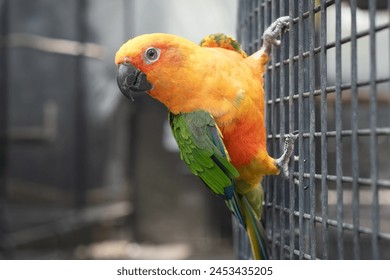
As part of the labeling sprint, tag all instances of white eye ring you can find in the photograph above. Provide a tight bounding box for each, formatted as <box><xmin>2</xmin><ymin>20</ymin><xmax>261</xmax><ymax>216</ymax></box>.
<box><xmin>144</xmin><ymin>47</ymin><xmax>160</xmax><ymax>64</ymax></box>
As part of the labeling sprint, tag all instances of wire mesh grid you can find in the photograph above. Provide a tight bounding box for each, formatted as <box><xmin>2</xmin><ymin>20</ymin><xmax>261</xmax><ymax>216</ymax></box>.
<box><xmin>237</xmin><ymin>0</ymin><xmax>390</xmax><ymax>259</ymax></box>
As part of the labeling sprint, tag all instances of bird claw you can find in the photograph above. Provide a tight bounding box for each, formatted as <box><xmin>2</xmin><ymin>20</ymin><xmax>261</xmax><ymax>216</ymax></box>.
<box><xmin>262</xmin><ymin>16</ymin><xmax>291</xmax><ymax>53</ymax></box>
<box><xmin>274</xmin><ymin>130</ymin><xmax>298</xmax><ymax>178</ymax></box>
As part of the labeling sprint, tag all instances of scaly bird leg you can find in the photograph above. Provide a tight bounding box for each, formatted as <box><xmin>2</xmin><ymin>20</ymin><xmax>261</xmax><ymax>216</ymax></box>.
<box><xmin>274</xmin><ymin>131</ymin><xmax>298</xmax><ymax>178</ymax></box>
<box><xmin>262</xmin><ymin>16</ymin><xmax>291</xmax><ymax>54</ymax></box>
<box><xmin>262</xmin><ymin>17</ymin><xmax>296</xmax><ymax>177</ymax></box>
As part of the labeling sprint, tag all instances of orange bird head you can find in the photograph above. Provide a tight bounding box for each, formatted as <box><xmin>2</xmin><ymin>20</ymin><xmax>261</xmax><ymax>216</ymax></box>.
<box><xmin>115</xmin><ymin>33</ymin><xmax>202</xmax><ymax>111</ymax></box>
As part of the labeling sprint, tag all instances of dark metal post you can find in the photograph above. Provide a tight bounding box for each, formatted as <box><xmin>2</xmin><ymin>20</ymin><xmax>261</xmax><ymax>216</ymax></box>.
<box><xmin>74</xmin><ymin>0</ymin><xmax>88</xmax><ymax>208</ymax></box>
<box><xmin>0</xmin><ymin>0</ymin><xmax>9</xmax><ymax>259</ymax></box>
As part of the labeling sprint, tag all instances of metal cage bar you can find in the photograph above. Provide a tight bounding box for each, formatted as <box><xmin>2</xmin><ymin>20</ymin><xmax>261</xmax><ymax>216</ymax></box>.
<box><xmin>368</xmin><ymin>0</ymin><xmax>380</xmax><ymax>260</ymax></box>
<box><xmin>278</xmin><ymin>0</ymin><xmax>287</xmax><ymax>260</ymax></box>
<box><xmin>297</xmin><ymin>0</ymin><xmax>305</xmax><ymax>260</ymax></box>
<box><xmin>308</xmin><ymin>0</ymin><xmax>317</xmax><ymax>260</ymax></box>
<box><xmin>350</xmin><ymin>0</ymin><xmax>360</xmax><ymax>260</ymax></box>
<box><xmin>334</xmin><ymin>0</ymin><xmax>344</xmax><ymax>260</ymax></box>
<box><xmin>237</xmin><ymin>0</ymin><xmax>390</xmax><ymax>260</ymax></box>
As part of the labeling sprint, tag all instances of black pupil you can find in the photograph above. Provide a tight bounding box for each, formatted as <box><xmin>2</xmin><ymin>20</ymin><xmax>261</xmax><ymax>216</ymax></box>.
<box><xmin>147</xmin><ymin>49</ymin><xmax>156</xmax><ymax>59</ymax></box>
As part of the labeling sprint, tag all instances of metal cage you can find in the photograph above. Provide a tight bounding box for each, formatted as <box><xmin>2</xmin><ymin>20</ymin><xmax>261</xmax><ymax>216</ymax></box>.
<box><xmin>237</xmin><ymin>0</ymin><xmax>390</xmax><ymax>259</ymax></box>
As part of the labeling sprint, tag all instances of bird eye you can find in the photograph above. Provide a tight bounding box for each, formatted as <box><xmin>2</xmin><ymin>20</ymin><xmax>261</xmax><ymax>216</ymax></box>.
<box><xmin>144</xmin><ymin>47</ymin><xmax>160</xmax><ymax>64</ymax></box>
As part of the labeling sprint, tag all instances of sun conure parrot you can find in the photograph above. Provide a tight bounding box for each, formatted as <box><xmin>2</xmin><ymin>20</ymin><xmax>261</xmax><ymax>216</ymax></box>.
<box><xmin>115</xmin><ymin>16</ymin><xmax>297</xmax><ymax>260</ymax></box>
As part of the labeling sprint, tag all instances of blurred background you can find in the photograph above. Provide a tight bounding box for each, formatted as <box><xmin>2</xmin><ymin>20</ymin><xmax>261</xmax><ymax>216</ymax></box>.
<box><xmin>1</xmin><ymin>0</ymin><xmax>390</xmax><ymax>261</ymax></box>
<box><xmin>0</xmin><ymin>0</ymin><xmax>239</xmax><ymax>259</ymax></box>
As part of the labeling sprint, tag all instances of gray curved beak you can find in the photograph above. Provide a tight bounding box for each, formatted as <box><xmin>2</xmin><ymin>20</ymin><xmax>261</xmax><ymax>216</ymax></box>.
<box><xmin>117</xmin><ymin>63</ymin><xmax>153</xmax><ymax>99</ymax></box>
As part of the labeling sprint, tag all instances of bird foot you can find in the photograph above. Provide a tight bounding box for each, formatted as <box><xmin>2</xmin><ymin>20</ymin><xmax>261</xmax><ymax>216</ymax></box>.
<box><xmin>262</xmin><ymin>16</ymin><xmax>291</xmax><ymax>53</ymax></box>
<box><xmin>274</xmin><ymin>131</ymin><xmax>298</xmax><ymax>178</ymax></box>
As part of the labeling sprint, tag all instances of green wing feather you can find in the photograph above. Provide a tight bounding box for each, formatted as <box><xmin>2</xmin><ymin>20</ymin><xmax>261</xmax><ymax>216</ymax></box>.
<box><xmin>169</xmin><ymin>110</ymin><xmax>238</xmax><ymax>198</ymax></box>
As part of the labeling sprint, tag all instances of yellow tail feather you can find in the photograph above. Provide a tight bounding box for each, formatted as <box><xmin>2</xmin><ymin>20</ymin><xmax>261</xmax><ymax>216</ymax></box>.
<box><xmin>239</xmin><ymin>187</ymin><xmax>270</xmax><ymax>260</ymax></box>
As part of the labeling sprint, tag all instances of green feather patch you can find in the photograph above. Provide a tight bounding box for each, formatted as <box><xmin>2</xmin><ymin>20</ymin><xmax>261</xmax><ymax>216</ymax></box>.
<box><xmin>199</xmin><ymin>33</ymin><xmax>247</xmax><ymax>58</ymax></box>
<box><xmin>169</xmin><ymin>111</ymin><xmax>239</xmax><ymax>197</ymax></box>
